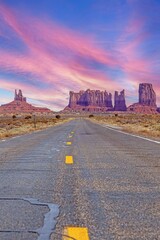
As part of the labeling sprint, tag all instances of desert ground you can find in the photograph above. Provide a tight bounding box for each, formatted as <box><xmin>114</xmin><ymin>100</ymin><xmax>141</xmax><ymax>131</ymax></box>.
<box><xmin>0</xmin><ymin>114</ymin><xmax>69</xmax><ymax>139</ymax></box>
<box><xmin>0</xmin><ymin>113</ymin><xmax>160</xmax><ymax>140</ymax></box>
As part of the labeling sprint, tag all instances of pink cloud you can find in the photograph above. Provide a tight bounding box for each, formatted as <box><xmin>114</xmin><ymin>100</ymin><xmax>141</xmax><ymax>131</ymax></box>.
<box><xmin>0</xmin><ymin>3</ymin><xmax>159</xmax><ymax>109</ymax></box>
<box><xmin>0</xmin><ymin>4</ymin><xmax>117</xmax><ymax>66</ymax></box>
<box><xmin>0</xmin><ymin>3</ymin><xmax>122</xmax><ymax>110</ymax></box>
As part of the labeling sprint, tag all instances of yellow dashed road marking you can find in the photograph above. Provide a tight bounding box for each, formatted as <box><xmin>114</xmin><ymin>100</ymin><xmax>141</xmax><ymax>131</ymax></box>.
<box><xmin>71</xmin><ymin>131</ymin><xmax>74</xmax><ymax>134</ymax></box>
<box><xmin>66</xmin><ymin>142</ymin><xmax>72</xmax><ymax>145</ymax></box>
<box><xmin>69</xmin><ymin>135</ymin><xmax>72</xmax><ymax>138</ymax></box>
<box><xmin>63</xmin><ymin>227</ymin><xmax>89</xmax><ymax>240</ymax></box>
<box><xmin>65</xmin><ymin>156</ymin><xmax>73</xmax><ymax>164</ymax></box>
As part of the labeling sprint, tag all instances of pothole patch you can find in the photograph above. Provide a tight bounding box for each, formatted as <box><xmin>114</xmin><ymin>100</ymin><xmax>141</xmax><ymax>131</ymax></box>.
<box><xmin>0</xmin><ymin>197</ymin><xmax>59</xmax><ymax>240</ymax></box>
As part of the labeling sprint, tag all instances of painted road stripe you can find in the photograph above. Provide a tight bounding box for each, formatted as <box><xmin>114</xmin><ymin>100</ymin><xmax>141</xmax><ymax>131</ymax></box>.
<box><xmin>66</xmin><ymin>142</ymin><xmax>72</xmax><ymax>145</ymax></box>
<box><xmin>71</xmin><ymin>131</ymin><xmax>74</xmax><ymax>134</ymax></box>
<box><xmin>63</xmin><ymin>227</ymin><xmax>89</xmax><ymax>240</ymax></box>
<box><xmin>69</xmin><ymin>135</ymin><xmax>72</xmax><ymax>138</ymax></box>
<box><xmin>65</xmin><ymin>156</ymin><xmax>73</xmax><ymax>164</ymax></box>
<box><xmin>98</xmin><ymin>123</ymin><xmax>160</xmax><ymax>145</ymax></box>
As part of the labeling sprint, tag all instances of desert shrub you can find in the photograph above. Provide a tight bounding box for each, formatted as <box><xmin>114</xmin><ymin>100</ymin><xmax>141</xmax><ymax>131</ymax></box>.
<box><xmin>5</xmin><ymin>133</ymin><xmax>10</xmax><ymax>137</ymax></box>
<box><xmin>156</xmin><ymin>126</ymin><xmax>160</xmax><ymax>131</ymax></box>
<box><xmin>12</xmin><ymin>115</ymin><xmax>16</xmax><ymax>119</ymax></box>
<box><xmin>89</xmin><ymin>114</ymin><xmax>94</xmax><ymax>118</ymax></box>
<box><xmin>115</xmin><ymin>113</ymin><xmax>118</xmax><ymax>117</ymax></box>
<box><xmin>41</xmin><ymin>119</ymin><xmax>48</xmax><ymax>123</ymax></box>
<box><xmin>6</xmin><ymin>125</ymin><xmax>13</xmax><ymax>130</ymax></box>
<box><xmin>14</xmin><ymin>122</ymin><xmax>22</xmax><ymax>127</ymax></box>
<box><xmin>55</xmin><ymin>115</ymin><xmax>61</xmax><ymax>119</ymax></box>
<box><xmin>25</xmin><ymin>115</ymin><xmax>32</xmax><ymax>119</ymax></box>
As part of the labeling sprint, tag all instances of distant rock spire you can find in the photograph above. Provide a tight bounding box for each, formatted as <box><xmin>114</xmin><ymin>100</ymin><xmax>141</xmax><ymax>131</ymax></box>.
<box><xmin>139</xmin><ymin>83</ymin><xmax>157</xmax><ymax>107</ymax></box>
<box><xmin>68</xmin><ymin>89</ymin><xmax>113</xmax><ymax>108</ymax></box>
<box><xmin>14</xmin><ymin>89</ymin><xmax>26</xmax><ymax>102</ymax></box>
<box><xmin>14</xmin><ymin>89</ymin><xmax>17</xmax><ymax>101</ymax></box>
<box><xmin>114</xmin><ymin>89</ymin><xmax>127</xmax><ymax>111</ymax></box>
<box><xmin>127</xmin><ymin>83</ymin><xmax>158</xmax><ymax>113</ymax></box>
<box><xmin>0</xmin><ymin>89</ymin><xmax>52</xmax><ymax>113</ymax></box>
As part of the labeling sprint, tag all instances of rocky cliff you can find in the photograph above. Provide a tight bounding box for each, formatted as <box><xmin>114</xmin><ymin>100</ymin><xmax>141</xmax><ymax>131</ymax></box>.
<box><xmin>67</xmin><ymin>89</ymin><xmax>113</xmax><ymax>112</ymax></box>
<box><xmin>128</xmin><ymin>83</ymin><xmax>158</xmax><ymax>113</ymax></box>
<box><xmin>14</xmin><ymin>89</ymin><xmax>26</xmax><ymax>102</ymax></box>
<box><xmin>66</xmin><ymin>88</ymin><xmax>128</xmax><ymax>112</ymax></box>
<box><xmin>139</xmin><ymin>83</ymin><xmax>157</xmax><ymax>107</ymax></box>
<box><xmin>0</xmin><ymin>89</ymin><xmax>52</xmax><ymax>114</ymax></box>
<box><xmin>65</xmin><ymin>83</ymin><xmax>159</xmax><ymax>113</ymax></box>
<box><xmin>69</xmin><ymin>89</ymin><xmax>113</xmax><ymax>107</ymax></box>
<box><xmin>114</xmin><ymin>90</ymin><xmax>127</xmax><ymax>111</ymax></box>
<box><xmin>128</xmin><ymin>103</ymin><xmax>158</xmax><ymax>114</ymax></box>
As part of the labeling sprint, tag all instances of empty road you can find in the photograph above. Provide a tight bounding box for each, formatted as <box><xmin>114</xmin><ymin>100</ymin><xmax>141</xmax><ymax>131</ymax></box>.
<box><xmin>0</xmin><ymin>119</ymin><xmax>159</xmax><ymax>240</ymax></box>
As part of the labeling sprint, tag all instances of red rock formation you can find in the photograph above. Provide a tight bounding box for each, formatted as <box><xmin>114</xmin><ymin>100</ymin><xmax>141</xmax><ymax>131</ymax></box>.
<box><xmin>114</xmin><ymin>90</ymin><xmax>127</xmax><ymax>111</ymax></box>
<box><xmin>0</xmin><ymin>89</ymin><xmax>52</xmax><ymax>114</ymax></box>
<box><xmin>128</xmin><ymin>83</ymin><xmax>158</xmax><ymax>114</ymax></box>
<box><xmin>128</xmin><ymin>103</ymin><xmax>158</xmax><ymax>114</ymax></box>
<box><xmin>67</xmin><ymin>89</ymin><xmax>113</xmax><ymax>112</ymax></box>
<box><xmin>69</xmin><ymin>91</ymin><xmax>83</xmax><ymax>108</ymax></box>
<box><xmin>14</xmin><ymin>89</ymin><xmax>26</xmax><ymax>102</ymax></box>
<box><xmin>139</xmin><ymin>83</ymin><xmax>157</xmax><ymax>107</ymax></box>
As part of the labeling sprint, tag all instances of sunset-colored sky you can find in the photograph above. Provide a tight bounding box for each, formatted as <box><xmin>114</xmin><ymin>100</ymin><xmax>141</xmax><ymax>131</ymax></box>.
<box><xmin>0</xmin><ymin>0</ymin><xmax>160</xmax><ymax>110</ymax></box>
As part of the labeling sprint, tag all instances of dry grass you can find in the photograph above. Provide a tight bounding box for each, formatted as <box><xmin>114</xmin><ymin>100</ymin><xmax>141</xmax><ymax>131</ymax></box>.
<box><xmin>91</xmin><ymin>113</ymin><xmax>160</xmax><ymax>139</ymax></box>
<box><xmin>0</xmin><ymin>115</ymin><xmax>70</xmax><ymax>139</ymax></box>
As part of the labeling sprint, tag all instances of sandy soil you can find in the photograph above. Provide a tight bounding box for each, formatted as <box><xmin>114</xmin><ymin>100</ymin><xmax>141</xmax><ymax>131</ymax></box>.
<box><xmin>0</xmin><ymin>115</ymin><xmax>70</xmax><ymax>139</ymax></box>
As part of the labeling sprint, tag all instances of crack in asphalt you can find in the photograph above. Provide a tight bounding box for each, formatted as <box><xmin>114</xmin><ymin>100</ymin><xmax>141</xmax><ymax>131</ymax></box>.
<box><xmin>0</xmin><ymin>230</ymin><xmax>37</xmax><ymax>233</ymax></box>
<box><xmin>0</xmin><ymin>197</ymin><xmax>59</xmax><ymax>240</ymax></box>
<box><xmin>0</xmin><ymin>230</ymin><xmax>77</xmax><ymax>240</ymax></box>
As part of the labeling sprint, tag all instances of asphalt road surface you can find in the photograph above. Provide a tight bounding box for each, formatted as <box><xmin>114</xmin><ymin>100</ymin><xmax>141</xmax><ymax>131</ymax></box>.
<box><xmin>0</xmin><ymin>119</ymin><xmax>160</xmax><ymax>240</ymax></box>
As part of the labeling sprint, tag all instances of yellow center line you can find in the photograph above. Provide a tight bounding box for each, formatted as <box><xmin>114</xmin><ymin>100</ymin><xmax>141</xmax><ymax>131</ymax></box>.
<box><xmin>63</xmin><ymin>227</ymin><xmax>90</xmax><ymax>240</ymax></box>
<box><xmin>65</xmin><ymin>156</ymin><xmax>73</xmax><ymax>164</ymax></box>
<box><xmin>71</xmin><ymin>131</ymin><xmax>74</xmax><ymax>134</ymax></box>
<box><xmin>69</xmin><ymin>135</ymin><xmax>72</xmax><ymax>138</ymax></box>
<box><xmin>66</xmin><ymin>142</ymin><xmax>72</xmax><ymax>145</ymax></box>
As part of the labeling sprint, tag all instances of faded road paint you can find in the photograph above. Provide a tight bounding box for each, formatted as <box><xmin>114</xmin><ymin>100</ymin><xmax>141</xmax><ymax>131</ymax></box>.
<box><xmin>63</xmin><ymin>227</ymin><xmax>90</xmax><ymax>240</ymax></box>
<box><xmin>66</xmin><ymin>142</ymin><xmax>72</xmax><ymax>145</ymax></box>
<box><xmin>101</xmin><ymin>124</ymin><xmax>160</xmax><ymax>144</ymax></box>
<box><xmin>65</xmin><ymin>156</ymin><xmax>73</xmax><ymax>164</ymax></box>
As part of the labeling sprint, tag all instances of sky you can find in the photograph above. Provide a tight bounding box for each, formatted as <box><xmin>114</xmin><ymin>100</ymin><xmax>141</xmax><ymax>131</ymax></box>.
<box><xmin>0</xmin><ymin>0</ymin><xmax>160</xmax><ymax>111</ymax></box>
